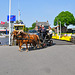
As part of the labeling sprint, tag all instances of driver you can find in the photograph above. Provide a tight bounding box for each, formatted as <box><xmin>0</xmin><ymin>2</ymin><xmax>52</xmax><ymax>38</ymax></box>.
<box><xmin>38</xmin><ymin>24</ymin><xmax>42</xmax><ymax>36</ymax></box>
<box><xmin>41</xmin><ymin>25</ymin><xmax>46</xmax><ymax>39</ymax></box>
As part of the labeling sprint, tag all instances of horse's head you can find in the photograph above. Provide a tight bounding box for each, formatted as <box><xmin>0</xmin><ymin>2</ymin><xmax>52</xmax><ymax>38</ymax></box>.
<box><xmin>17</xmin><ymin>30</ymin><xmax>27</xmax><ymax>36</ymax></box>
<box><xmin>11</xmin><ymin>31</ymin><xmax>18</xmax><ymax>40</ymax></box>
<box><xmin>18</xmin><ymin>30</ymin><xmax>23</xmax><ymax>35</ymax></box>
<box><xmin>17</xmin><ymin>30</ymin><xmax>27</xmax><ymax>39</ymax></box>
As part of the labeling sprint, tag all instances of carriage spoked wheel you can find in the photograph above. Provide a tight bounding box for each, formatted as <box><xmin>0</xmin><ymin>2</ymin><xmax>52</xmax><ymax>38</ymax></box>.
<box><xmin>49</xmin><ymin>40</ymin><xmax>53</xmax><ymax>46</ymax></box>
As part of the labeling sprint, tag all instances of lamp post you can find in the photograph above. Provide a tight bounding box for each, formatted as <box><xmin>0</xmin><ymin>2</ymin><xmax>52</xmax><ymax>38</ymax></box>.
<box><xmin>57</xmin><ymin>21</ymin><xmax>59</xmax><ymax>35</ymax></box>
<box><xmin>60</xmin><ymin>21</ymin><xmax>61</xmax><ymax>37</ymax></box>
<box><xmin>18</xmin><ymin>10</ymin><xmax>21</xmax><ymax>22</ymax></box>
<box><xmin>9</xmin><ymin>0</ymin><xmax>11</xmax><ymax>45</ymax></box>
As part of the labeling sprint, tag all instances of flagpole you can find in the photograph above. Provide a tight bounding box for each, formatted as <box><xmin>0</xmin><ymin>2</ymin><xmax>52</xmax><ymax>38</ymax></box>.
<box><xmin>60</xmin><ymin>21</ymin><xmax>61</xmax><ymax>37</ymax></box>
<box><xmin>9</xmin><ymin>0</ymin><xmax>11</xmax><ymax>45</ymax></box>
<box><xmin>18</xmin><ymin>10</ymin><xmax>20</xmax><ymax>22</ymax></box>
<box><xmin>57</xmin><ymin>20</ymin><xmax>59</xmax><ymax>35</ymax></box>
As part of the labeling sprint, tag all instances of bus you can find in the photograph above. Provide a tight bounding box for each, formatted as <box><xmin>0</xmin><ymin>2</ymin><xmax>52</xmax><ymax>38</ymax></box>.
<box><xmin>14</xmin><ymin>24</ymin><xmax>25</xmax><ymax>31</ymax></box>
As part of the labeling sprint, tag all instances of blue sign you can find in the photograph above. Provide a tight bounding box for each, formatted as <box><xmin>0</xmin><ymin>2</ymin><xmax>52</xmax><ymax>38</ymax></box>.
<box><xmin>7</xmin><ymin>15</ymin><xmax>16</xmax><ymax>21</ymax></box>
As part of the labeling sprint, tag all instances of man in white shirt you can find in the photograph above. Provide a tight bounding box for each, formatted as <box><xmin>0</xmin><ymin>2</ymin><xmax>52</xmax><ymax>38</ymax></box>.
<box><xmin>48</xmin><ymin>26</ymin><xmax>53</xmax><ymax>39</ymax></box>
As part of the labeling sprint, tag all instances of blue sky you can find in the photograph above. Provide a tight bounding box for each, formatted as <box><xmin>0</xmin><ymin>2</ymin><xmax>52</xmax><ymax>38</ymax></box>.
<box><xmin>0</xmin><ymin>0</ymin><xmax>75</xmax><ymax>28</ymax></box>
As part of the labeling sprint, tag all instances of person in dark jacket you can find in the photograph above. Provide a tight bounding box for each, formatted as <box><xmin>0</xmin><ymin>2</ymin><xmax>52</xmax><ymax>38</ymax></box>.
<box><xmin>38</xmin><ymin>25</ymin><xmax>42</xmax><ymax>36</ymax></box>
<box><xmin>41</xmin><ymin>25</ymin><xmax>46</xmax><ymax>39</ymax></box>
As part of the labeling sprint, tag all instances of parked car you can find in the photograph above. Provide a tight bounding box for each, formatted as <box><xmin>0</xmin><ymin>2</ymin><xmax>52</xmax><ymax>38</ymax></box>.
<box><xmin>28</xmin><ymin>30</ymin><xmax>38</xmax><ymax>35</ymax></box>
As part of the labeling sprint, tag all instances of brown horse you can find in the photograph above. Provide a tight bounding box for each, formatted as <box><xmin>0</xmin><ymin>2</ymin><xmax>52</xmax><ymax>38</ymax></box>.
<box><xmin>11</xmin><ymin>30</ymin><xmax>24</xmax><ymax>49</ymax></box>
<box><xmin>17</xmin><ymin>31</ymin><xmax>41</xmax><ymax>52</ymax></box>
<box><xmin>11</xmin><ymin>31</ymin><xmax>18</xmax><ymax>40</ymax></box>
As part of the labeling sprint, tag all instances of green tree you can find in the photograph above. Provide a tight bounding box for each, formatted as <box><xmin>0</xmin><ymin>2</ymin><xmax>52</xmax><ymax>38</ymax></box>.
<box><xmin>52</xmin><ymin>29</ymin><xmax>54</xmax><ymax>31</ymax></box>
<box><xmin>16</xmin><ymin>20</ymin><xmax>19</xmax><ymax>24</ymax></box>
<box><xmin>54</xmin><ymin>11</ymin><xmax>75</xmax><ymax>27</ymax></box>
<box><xmin>15</xmin><ymin>20</ymin><xmax>23</xmax><ymax>24</ymax></box>
<box><xmin>32</xmin><ymin>23</ymin><xmax>36</xmax><ymax>29</ymax></box>
<box><xmin>28</xmin><ymin>27</ymin><xmax>33</xmax><ymax>30</ymax></box>
<box><xmin>24</xmin><ymin>27</ymin><xmax>29</xmax><ymax>32</ymax></box>
<box><xmin>73</xmin><ymin>18</ymin><xmax>75</xmax><ymax>25</ymax></box>
<box><xmin>28</xmin><ymin>22</ymin><xmax>36</xmax><ymax>30</ymax></box>
<box><xmin>19</xmin><ymin>20</ymin><xmax>23</xmax><ymax>23</ymax></box>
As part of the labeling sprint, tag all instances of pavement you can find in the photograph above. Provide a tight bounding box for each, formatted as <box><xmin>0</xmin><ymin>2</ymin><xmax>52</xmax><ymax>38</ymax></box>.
<box><xmin>0</xmin><ymin>45</ymin><xmax>75</xmax><ymax>75</ymax></box>
<box><xmin>53</xmin><ymin>39</ymin><xmax>74</xmax><ymax>45</ymax></box>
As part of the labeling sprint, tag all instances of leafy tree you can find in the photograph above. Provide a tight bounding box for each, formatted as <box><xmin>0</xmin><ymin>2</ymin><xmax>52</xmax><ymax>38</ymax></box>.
<box><xmin>15</xmin><ymin>20</ymin><xmax>23</xmax><ymax>24</ymax></box>
<box><xmin>24</xmin><ymin>27</ymin><xmax>29</xmax><ymax>32</ymax></box>
<box><xmin>52</xmin><ymin>29</ymin><xmax>54</xmax><ymax>31</ymax></box>
<box><xmin>15</xmin><ymin>20</ymin><xmax>19</xmax><ymax>24</ymax></box>
<box><xmin>73</xmin><ymin>18</ymin><xmax>75</xmax><ymax>25</ymax></box>
<box><xmin>28</xmin><ymin>27</ymin><xmax>33</xmax><ymax>30</ymax></box>
<box><xmin>28</xmin><ymin>22</ymin><xmax>36</xmax><ymax>30</ymax></box>
<box><xmin>19</xmin><ymin>20</ymin><xmax>23</xmax><ymax>23</ymax></box>
<box><xmin>54</xmin><ymin>11</ymin><xmax>75</xmax><ymax>27</ymax></box>
<box><xmin>32</xmin><ymin>23</ymin><xmax>36</xmax><ymax>29</ymax></box>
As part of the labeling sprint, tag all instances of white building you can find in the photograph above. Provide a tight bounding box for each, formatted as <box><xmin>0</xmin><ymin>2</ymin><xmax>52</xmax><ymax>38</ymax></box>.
<box><xmin>0</xmin><ymin>23</ymin><xmax>9</xmax><ymax>35</ymax></box>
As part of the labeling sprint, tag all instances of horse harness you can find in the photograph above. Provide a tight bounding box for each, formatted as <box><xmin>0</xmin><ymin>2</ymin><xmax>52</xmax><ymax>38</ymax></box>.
<box><xmin>17</xmin><ymin>33</ymin><xmax>35</xmax><ymax>43</ymax></box>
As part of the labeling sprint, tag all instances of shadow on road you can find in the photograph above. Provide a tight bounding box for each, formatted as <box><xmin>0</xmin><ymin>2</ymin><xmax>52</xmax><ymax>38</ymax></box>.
<box><xmin>20</xmin><ymin>43</ymin><xmax>56</xmax><ymax>52</ymax></box>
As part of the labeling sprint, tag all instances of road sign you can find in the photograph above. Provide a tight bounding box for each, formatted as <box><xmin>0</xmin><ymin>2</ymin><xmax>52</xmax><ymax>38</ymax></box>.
<box><xmin>7</xmin><ymin>15</ymin><xmax>16</xmax><ymax>21</ymax></box>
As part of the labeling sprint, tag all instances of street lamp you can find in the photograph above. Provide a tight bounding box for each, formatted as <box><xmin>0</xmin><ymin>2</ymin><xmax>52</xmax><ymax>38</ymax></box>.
<box><xmin>57</xmin><ymin>21</ymin><xmax>59</xmax><ymax>35</ymax></box>
<box><xmin>9</xmin><ymin>0</ymin><xmax>11</xmax><ymax>45</ymax></box>
<box><xmin>60</xmin><ymin>21</ymin><xmax>61</xmax><ymax>37</ymax></box>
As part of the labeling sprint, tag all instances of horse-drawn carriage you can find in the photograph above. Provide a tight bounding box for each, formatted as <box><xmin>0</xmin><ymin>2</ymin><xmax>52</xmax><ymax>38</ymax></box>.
<box><xmin>11</xmin><ymin>30</ymin><xmax>53</xmax><ymax>52</ymax></box>
<box><xmin>38</xmin><ymin>30</ymin><xmax>53</xmax><ymax>48</ymax></box>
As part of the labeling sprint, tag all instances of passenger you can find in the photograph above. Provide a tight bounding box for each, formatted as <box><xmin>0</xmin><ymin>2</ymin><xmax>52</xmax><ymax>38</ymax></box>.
<box><xmin>41</xmin><ymin>25</ymin><xmax>46</xmax><ymax>39</ymax></box>
<box><xmin>38</xmin><ymin>25</ymin><xmax>42</xmax><ymax>36</ymax></box>
<box><xmin>48</xmin><ymin>26</ymin><xmax>53</xmax><ymax>39</ymax></box>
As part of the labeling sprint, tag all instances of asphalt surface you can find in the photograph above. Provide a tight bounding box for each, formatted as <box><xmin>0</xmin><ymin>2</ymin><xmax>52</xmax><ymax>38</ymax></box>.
<box><xmin>53</xmin><ymin>39</ymin><xmax>74</xmax><ymax>45</ymax></box>
<box><xmin>0</xmin><ymin>37</ymin><xmax>9</xmax><ymax>45</ymax></box>
<box><xmin>0</xmin><ymin>45</ymin><xmax>75</xmax><ymax>75</ymax></box>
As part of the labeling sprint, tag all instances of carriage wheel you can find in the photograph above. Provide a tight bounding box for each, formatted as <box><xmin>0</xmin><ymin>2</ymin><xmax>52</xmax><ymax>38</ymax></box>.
<box><xmin>49</xmin><ymin>40</ymin><xmax>53</xmax><ymax>46</ymax></box>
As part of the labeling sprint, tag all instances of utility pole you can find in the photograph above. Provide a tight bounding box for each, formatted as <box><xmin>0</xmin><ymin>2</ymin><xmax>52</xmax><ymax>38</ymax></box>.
<box><xmin>9</xmin><ymin>0</ymin><xmax>11</xmax><ymax>45</ymax></box>
<box><xmin>60</xmin><ymin>21</ymin><xmax>61</xmax><ymax>37</ymax></box>
<box><xmin>57</xmin><ymin>20</ymin><xmax>59</xmax><ymax>35</ymax></box>
<box><xmin>18</xmin><ymin>10</ymin><xmax>20</xmax><ymax>22</ymax></box>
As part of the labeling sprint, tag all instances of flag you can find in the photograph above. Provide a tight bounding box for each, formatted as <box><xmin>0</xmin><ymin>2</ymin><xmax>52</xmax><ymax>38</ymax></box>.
<box><xmin>1</xmin><ymin>21</ymin><xmax>5</xmax><ymax>25</ymax></box>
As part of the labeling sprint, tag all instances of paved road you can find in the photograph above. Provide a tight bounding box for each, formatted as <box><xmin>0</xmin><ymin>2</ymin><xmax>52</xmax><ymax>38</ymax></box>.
<box><xmin>0</xmin><ymin>37</ymin><xmax>9</xmax><ymax>45</ymax></box>
<box><xmin>53</xmin><ymin>39</ymin><xmax>74</xmax><ymax>45</ymax></box>
<box><xmin>0</xmin><ymin>45</ymin><xmax>75</xmax><ymax>75</ymax></box>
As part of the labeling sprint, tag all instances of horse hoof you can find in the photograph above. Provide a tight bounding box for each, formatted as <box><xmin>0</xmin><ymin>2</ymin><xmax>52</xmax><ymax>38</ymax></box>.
<box><xmin>38</xmin><ymin>45</ymin><xmax>42</xmax><ymax>48</ymax></box>
<box><xmin>21</xmin><ymin>47</ymin><xmax>24</xmax><ymax>49</ymax></box>
<box><xmin>19</xmin><ymin>49</ymin><xmax>23</xmax><ymax>52</ymax></box>
<box><xmin>25</xmin><ymin>50</ymin><xmax>28</xmax><ymax>52</ymax></box>
<box><xmin>19</xmin><ymin>50</ymin><xmax>21</xmax><ymax>52</ymax></box>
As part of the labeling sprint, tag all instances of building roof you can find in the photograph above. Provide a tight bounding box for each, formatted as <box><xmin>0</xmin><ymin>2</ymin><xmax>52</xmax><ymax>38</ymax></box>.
<box><xmin>0</xmin><ymin>23</ymin><xmax>9</xmax><ymax>27</ymax></box>
<box><xmin>36</xmin><ymin>22</ymin><xmax>49</xmax><ymax>26</ymax></box>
